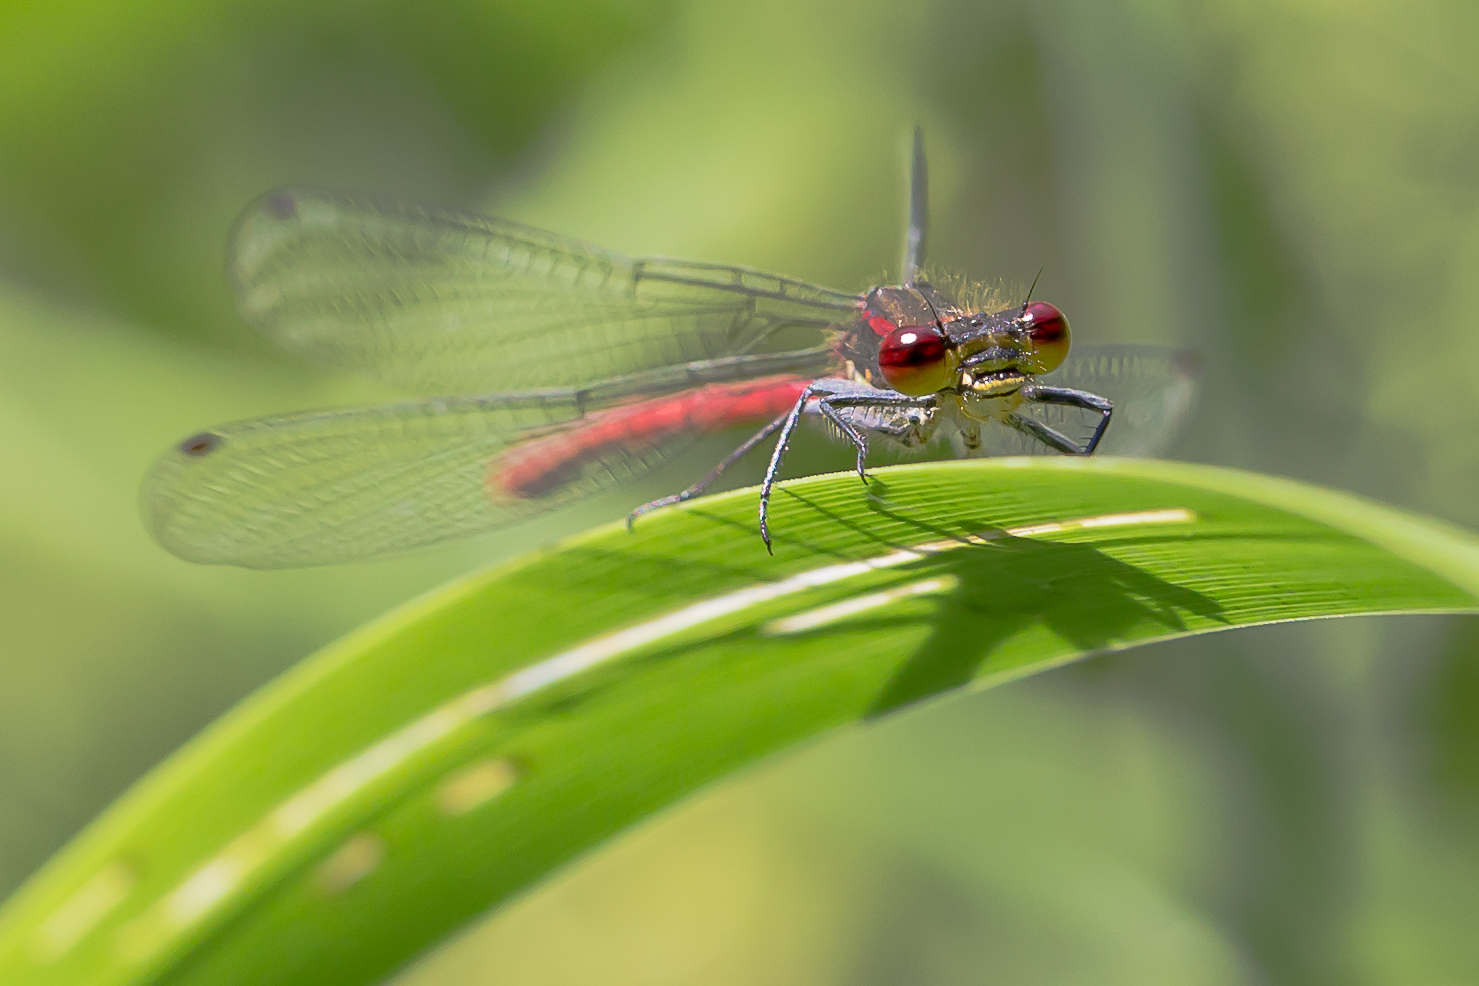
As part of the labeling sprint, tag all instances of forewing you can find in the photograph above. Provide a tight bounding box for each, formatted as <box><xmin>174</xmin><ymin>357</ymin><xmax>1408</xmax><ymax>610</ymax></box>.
<box><xmin>142</xmin><ymin>396</ymin><xmax>697</xmax><ymax>568</ymax></box>
<box><xmin>980</xmin><ymin>345</ymin><xmax>1200</xmax><ymax>456</ymax></box>
<box><xmin>231</xmin><ymin>189</ymin><xmax>859</xmax><ymax>394</ymax></box>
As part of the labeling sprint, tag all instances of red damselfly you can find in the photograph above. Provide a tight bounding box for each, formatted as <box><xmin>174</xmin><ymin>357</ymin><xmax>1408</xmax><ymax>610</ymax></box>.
<box><xmin>143</xmin><ymin>131</ymin><xmax>1196</xmax><ymax>567</ymax></box>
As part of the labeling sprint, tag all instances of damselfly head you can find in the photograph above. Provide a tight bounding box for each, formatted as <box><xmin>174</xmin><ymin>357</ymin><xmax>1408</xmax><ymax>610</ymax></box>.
<box><xmin>863</xmin><ymin>277</ymin><xmax>1069</xmax><ymax>394</ymax></box>
<box><xmin>933</xmin><ymin>299</ymin><xmax>1071</xmax><ymax>380</ymax></box>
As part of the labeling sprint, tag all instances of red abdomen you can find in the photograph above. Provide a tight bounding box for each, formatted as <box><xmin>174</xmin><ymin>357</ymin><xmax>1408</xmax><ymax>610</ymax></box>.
<box><xmin>491</xmin><ymin>375</ymin><xmax>813</xmax><ymax>498</ymax></box>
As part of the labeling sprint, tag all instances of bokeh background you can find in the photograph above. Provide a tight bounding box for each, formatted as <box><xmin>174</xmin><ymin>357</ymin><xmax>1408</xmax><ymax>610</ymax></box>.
<box><xmin>3</xmin><ymin>0</ymin><xmax>1479</xmax><ymax>981</ymax></box>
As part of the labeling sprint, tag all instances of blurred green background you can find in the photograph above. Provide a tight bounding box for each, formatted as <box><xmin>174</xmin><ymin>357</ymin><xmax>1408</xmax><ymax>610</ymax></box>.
<box><xmin>2</xmin><ymin>0</ymin><xmax>1479</xmax><ymax>981</ymax></box>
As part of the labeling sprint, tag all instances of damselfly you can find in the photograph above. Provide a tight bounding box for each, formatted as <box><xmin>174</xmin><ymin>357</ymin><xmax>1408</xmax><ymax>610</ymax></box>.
<box><xmin>143</xmin><ymin>131</ymin><xmax>1195</xmax><ymax>567</ymax></box>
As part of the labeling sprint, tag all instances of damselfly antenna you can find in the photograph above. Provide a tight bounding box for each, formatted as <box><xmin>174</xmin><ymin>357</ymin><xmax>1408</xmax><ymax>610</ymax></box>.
<box><xmin>916</xmin><ymin>284</ymin><xmax>945</xmax><ymax>329</ymax></box>
<box><xmin>1021</xmin><ymin>267</ymin><xmax>1044</xmax><ymax>316</ymax></box>
<box><xmin>901</xmin><ymin>126</ymin><xmax>927</xmax><ymax>287</ymax></box>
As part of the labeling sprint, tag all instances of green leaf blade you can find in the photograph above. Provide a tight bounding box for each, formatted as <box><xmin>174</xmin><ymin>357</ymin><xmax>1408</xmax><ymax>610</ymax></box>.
<box><xmin>2</xmin><ymin>458</ymin><xmax>1476</xmax><ymax>986</ymax></box>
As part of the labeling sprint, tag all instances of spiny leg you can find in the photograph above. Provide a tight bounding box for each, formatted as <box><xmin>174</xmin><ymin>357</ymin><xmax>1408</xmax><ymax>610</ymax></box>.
<box><xmin>758</xmin><ymin>387</ymin><xmax>941</xmax><ymax>552</ymax></box>
<box><xmin>1019</xmin><ymin>384</ymin><xmax>1114</xmax><ymax>455</ymax></box>
<box><xmin>1003</xmin><ymin>411</ymin><xmax>1083</xmax><ymax>455</ymax></box>
<box><xmin>814</xmin><ymin>391</ymin><xmax>938</xmax><ymax>483</ymax></box>
<box><xmin>626</xmin><ymin>412</ymin><xmax>790</xmax><ymax>529</ymax></box>
<box><xmin>758</xmin><ymin>385</ymin><xmax>820</xmax><ymax>552</ymax></box>
<box><xmin>815</xmin><ymin>399</ymin><xmax>872</xmax><ymax>483</ymax></box>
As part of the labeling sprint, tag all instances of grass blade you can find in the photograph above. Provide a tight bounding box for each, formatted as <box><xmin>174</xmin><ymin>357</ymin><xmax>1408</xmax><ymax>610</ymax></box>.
<box><xmin>3</xmin><ymin>458</ymin><xmax>1477</xmax><ymax>986</ymax></box>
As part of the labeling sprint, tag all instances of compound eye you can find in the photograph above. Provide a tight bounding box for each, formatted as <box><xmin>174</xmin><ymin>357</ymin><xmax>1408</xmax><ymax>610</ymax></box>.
<box><xmin>879</xmin><ymin>324</ymin><xmax>953</xmax><ymax>395</ymax></box>
<box><xmin>1020</xmin><ymin>301</ymin><xmax>1070</xmax><ymax>374</ymax></box>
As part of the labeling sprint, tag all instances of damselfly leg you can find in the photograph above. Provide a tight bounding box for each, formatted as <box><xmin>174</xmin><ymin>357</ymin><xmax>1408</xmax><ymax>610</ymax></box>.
<box><xmin>757</xmin><ymin>379</ymin><xmax>940</xmax><ymax>552</ymax></box>
<box><xmin>625</xmin><ymin>411</ymin><xmax>791</xmax><ymax>528</ymax></box>
<box><xmin>1006</xmin><ymin>385</ymin><xmax>1114</xmax><ymax>455</ymax></box>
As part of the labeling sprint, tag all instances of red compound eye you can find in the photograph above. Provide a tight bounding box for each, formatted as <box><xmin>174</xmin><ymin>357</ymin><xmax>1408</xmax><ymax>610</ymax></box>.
<box><xmin>1020</xmin><ymin>301</ymin><xmax>1070</xmax><ymax>374</ymax></box>
<box><xmin>879</xmin><ymin>324</ymin><xmax>954</xmax><ymax>395</ymax></box>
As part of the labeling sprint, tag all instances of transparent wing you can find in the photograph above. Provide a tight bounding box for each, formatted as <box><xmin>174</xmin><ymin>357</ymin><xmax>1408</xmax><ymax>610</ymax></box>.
<box><xmin>231</xmin><ymin>188</ymin><xmax>860</xmax><ymax>395</ymax></box>
<box><xmin>141</xmin><ymin>394</ymin><xmax>700</xmax><ymax>568</ymax></box>
<box><xmin>979</xmin><ymin>345</ymin><xmax>1200</xmax><ymax>456</ymax></box>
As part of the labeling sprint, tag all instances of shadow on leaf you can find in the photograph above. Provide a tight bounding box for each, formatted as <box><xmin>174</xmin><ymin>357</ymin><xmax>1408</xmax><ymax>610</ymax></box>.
<box><xmin>866</xmin><ymin>534</ymin><xmax>1227</xmax><ymax>716</ymax></box>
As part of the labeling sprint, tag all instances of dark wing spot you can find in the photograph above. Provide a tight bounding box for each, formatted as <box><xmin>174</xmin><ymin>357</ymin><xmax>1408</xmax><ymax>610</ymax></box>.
<box><xmin>263</xmin><ymin>192</ymin><xmax>298</xmax><ymax>220</ymax></box>
<box><xmin>179</xmin><ymin>432</ymin><xmax>223</xmax><ymax>457</ymax></box>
